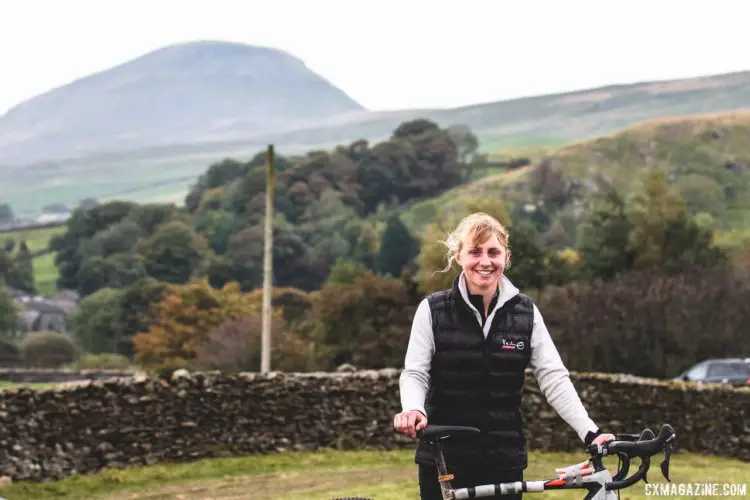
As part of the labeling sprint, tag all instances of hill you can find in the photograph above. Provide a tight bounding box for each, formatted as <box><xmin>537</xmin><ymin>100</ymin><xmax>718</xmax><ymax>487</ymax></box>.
<box><xmin>400</xmin><ymin>112</ymin><xmax>750</xmax><ymax>237</ymax></box>
<box><xmin>258</xmin><ymin>69</ymin><xmax>750</xmax><ymax>150</ymax></box>
<box><xmin>3</xmin><ymin>59</ymin><xmax>750</xmax><ymax>218</ymax></box>
<box><xmin>0</xmin><ymin>40</ymin><xmax>365</xmax><ymax>166</ymax></box>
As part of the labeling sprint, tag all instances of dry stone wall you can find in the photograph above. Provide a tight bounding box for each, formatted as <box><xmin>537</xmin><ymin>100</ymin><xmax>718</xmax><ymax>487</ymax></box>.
<box><xmin>0</xmin><ymin>368</ymin><xmax>748</xmax><ymax>482</ymax></box>
<box><xmin>0</xmin><ymin>368</ymin><xmax>139</xmax><ymax>384</ymax></box>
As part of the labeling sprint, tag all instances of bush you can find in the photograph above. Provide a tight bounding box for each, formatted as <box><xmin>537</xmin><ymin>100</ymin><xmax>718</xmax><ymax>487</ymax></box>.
<box><xmin>0</xmin><ymin>337</ymin><xmax>22</xmax><ymax>367</ymax></box>
<box><xmin>20</xmin><ymin>331</ymin><xmax>80</xmax><ymax>368</ymax></box>
<box><xmin>65</xmin><ymin>352</ymin><xmax>134</xmax><ymax>370</ymax></box>
<box><xmin>195</xmin><ymin>314</ymin><xmax>316</xmax><ymax>372</ymax></box>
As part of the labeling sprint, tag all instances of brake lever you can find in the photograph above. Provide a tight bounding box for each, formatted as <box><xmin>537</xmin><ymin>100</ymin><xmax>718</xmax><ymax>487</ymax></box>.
<box><xmin>661</xmin><ymin>436</ymin><xmax>675</xmax><ymax>482</ymax></box>
<box><xmin>639</xmin><ymin>429</ymin><xmax>655</xmax><ymax>484</ymax></box>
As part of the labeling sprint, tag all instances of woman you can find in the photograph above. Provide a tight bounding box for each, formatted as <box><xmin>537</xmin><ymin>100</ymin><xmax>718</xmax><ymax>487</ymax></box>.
<box><xmin>393</xmin><ymin>212</ymin><xmax>613</xmax><ymax>499</ymax></box>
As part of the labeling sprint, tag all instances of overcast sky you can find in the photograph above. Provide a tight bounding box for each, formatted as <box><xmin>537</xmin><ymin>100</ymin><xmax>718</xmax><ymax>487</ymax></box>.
<box><xmin>1</xmin><ymin>0</ymin><xmax>748</xmax><ymax>116</ymax></box>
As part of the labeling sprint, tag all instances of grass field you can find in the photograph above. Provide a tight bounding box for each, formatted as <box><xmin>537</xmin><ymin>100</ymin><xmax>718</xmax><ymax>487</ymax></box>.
<box><xmin>0</xmin><ymin>225</ymin><xmax>65</xmax><ymax>253</ymax></box>
<box><xmin>0</xmin><ymin>447</ymin><xmax>745</xmax><ymax>500</ymax></box>
<box><xmin>1</xmin><ymin>224</ymin><xmax>65</xmax><ymax>296</ymax></box>
<box><xmin>0</xmin><ymin>142</ymin><xmax>264</xmax><ymax>218</ymax></box>
<box><xmin>0</xmin><ymin>381</ymin><xmax>61</xmax><ymax>391</ymax></box>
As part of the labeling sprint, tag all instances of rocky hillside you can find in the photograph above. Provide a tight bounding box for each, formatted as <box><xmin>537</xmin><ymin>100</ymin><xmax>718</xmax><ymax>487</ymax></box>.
<box><xmin>0</xmin><ymin>40</ymin><xmax>365</xmax><ymax>165</ymax></box>
<box><xmin>401</xmin><ymin>112</ymin><xmax>750</xmax><ymax>234</ymax></box>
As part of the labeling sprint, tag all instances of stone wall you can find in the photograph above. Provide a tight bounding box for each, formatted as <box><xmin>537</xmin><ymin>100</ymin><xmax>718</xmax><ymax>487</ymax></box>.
<box><xmin>0</xmin><ymin>368</ymin><xmax>139</xmax><ymax>384</ymax></box>
<box><xmin>0</xmin><ymin>368</ymin><xmax>748</xmax><ymax>482</ymax></box>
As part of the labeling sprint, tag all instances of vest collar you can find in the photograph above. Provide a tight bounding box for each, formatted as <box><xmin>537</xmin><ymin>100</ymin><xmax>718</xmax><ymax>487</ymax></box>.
<box><xmin>453</xmin><ymin>271</ymin><xmax>521</xmax><ymax>323</ymax></box>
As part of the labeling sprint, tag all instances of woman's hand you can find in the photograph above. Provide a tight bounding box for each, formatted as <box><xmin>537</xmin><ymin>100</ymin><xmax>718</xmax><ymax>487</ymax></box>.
<box><xmin>592</xmin><ymin>433</ymin><xmax>616</xmax><ymax>446</ymax></box>
<box><xmin>393</xmin><ymin>410</ymin><xmax>428</xmax><ymax>438</ymax></box>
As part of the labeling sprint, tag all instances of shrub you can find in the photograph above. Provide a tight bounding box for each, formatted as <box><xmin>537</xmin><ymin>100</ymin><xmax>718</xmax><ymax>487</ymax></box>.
<box><xmin>195</xmin><ymin>314</ymin><xmax>316</xmax><ymax>372</ymax></box>
<box><xmin>20</xmin><ymin>331</ymin><xmax>80</xmax><ymax>368</ymax></box>
<box><xmin>0</xmin><ymin>337</ymin><xmax>22</xmax><ymax>367</ymax></box>
<box><xmin>65</xmin><ymin>352</ymin><xmax>134</xmax><ymax>370</ymax></box>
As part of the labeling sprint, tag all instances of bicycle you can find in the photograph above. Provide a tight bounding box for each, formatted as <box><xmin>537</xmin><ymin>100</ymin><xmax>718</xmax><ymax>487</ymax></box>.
<box><xmin>333</xmin><ymin>422</ymin><xmax>676</xmax><ymax>500</ymax></box>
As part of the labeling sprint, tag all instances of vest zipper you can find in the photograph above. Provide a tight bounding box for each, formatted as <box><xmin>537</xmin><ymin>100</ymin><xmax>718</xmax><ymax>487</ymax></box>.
<box><xmin>479</xmin><ymin>296</ymin><xmax>522</xmax><ymax>433</ymax></box>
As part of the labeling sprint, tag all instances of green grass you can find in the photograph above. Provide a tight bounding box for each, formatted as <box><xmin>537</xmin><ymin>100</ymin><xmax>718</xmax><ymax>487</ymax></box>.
<box><xmin>0</xmin><ymin>143</ymin><xmax>263</xmax><ymax>217</ymax></box>
<box><xmin>478</xmin><ymin>133</ymin><xmax>567</xmax><ymax>152</ymax></box>
<box><xmin>0</xmin><ymin>224</ymin><xmax>64</xmax><ymax>296</ymax></box>
<box><xmin>0</xmin><ymin>381</ymin><xmax>62</xmax><ymax>391</ymax></box>
<box><xmin>31</xmin><ymin>251</ymin><xmax>59</xmax><ymax>296</ymax></box>
<box><xmin>0</xmin><ymin>447</ymin><xmax>745</xmax><ymax>500</ymax></box>
<box><xmin>0</xmin><ymin>224</ymin><xmax>65</xmax><ymax>253</ymax></box>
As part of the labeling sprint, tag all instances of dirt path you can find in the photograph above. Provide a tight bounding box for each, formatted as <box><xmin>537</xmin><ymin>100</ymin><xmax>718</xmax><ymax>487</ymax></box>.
<box><xmin>94</xmin><ymin>464</ymin><xmax>414</xmax><ymax>500</ymax></box>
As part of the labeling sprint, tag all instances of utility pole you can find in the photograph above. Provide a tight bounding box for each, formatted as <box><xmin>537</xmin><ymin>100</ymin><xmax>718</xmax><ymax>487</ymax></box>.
<box><xmin>261</xmin><ymin>144</ymin><xmax>275</xmax><ymax>373</ymax></box>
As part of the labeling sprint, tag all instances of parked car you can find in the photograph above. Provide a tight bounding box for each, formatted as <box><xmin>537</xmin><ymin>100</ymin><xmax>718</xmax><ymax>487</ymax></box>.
<box><xmin>675</xmin><ymin>358</ymin><xmax>750</xmax><ymax>386</ymax></box>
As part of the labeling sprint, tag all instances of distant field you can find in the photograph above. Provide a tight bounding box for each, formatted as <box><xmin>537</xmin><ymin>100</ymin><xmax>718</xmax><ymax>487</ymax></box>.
<box><xmin>0</xmin><ymin>141</ymin><xmax>271</xmax><ymax>217</ymax></box>
<box><xmin>0</xmin><ymin>154</ymin><xmax>203</xmax><ymax>217</ymax></box>
<box><xmin>0</xmin><ymin>447</ymin><xmax>745</xmax><ymax>500</ymax></box>
<box><xmin>1</xmin><ymin>224</ymin><xmax>65</xmax><ymax>295</ymax></box>
<box><xmin>478</xmin><ymin>133</ymin><xmax>566</xmax><ymax>152</ymax></box>
<box><xmin>0</xmin><ymin>224</ymin><xmax>65</xmax><ymax>252</ymax></box>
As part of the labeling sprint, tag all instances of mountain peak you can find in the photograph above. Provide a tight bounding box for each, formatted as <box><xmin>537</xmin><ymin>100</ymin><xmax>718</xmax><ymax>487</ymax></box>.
<box><xmin>0</xmin><ymin>40</ymin><xmax>365</xmax><ymax>165</ymax></box>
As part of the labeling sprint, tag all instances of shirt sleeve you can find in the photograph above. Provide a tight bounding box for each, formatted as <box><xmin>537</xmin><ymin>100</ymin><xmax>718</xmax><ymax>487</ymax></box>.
<box><xmin>399</xmin><ymin>298</ymin><xmax>434</xmax><ymax>416</ymax></box>
<box><xmin>529</xmin><ymin>303</ymin><xmax>599</xmax><ymax>442</ymax></box>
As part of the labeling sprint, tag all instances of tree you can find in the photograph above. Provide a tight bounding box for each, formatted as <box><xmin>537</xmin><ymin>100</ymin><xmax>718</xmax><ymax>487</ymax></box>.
<box><xmin>68</xmin><ymin>288</ymin><xmax>125</xmax><ymax>354</ymax></box>
<box><xmin>50</xmin><ymin>200</ymin><xmax>137</xmax><ymax>290</ymax></box>
<box><xmin>218</xmin><ymin>215</ymin><xmax>320</xmax><ymax>291</ymax></box>
<box><xmin>312</xmin><ymin>274</ymin><xmax>416</xmax><ymax>369</ymax></box>
<box><xmin>392</xmin><ymin>118</ymin><xmax>441</xmax><ymax>139</ymax></box>
<box><xmin>78</xmin><ymin>198</ymin><xmax>98</xmax><ymax>210</ymax></box>
<box><xmin>75</xmin><ymin>253</ymin><xmax>147</xmax><ymax>296</ymax></box>
<box><xmin>132</xmin><ymin>279</ymin><xmax>258</xmax><ymax>367</ymax></box>
<box><xmin>0</xmin><ymin>243</ymin><xmax>36</xmax><ymax>295</ymax></box>
<box><xmin>126</xmin><ymin>203</ymin><xmax>190</xmax><ymax>234</ymax></box>
<box><xmin>530</xmin><ymin>158</ymin><xmax>576</xmax><ymax>211</ymax></box>
<box><xmin>0</xmin><ymin>204</ymin><xmax>13</xmax><ymax>225</ymax></box>
<box><xmin>327</xmin><ymin>257</ymin><xmax>374</xmax><ymax>285</ymax></box>
<box><xmin>377</xmin><ymin>214</ymin><xmax>419</xmax><ymax>277</ymax></box>
<box><xmin>194</xmin><ymin>311</ymin><xmax>314</xmax><ymax>373</ymax></box>
<box><xmin>674</xmin><ymin>173</ymin><xmax>726</xmax><ymax>216</ymax></box>
<box><xmin>577</xmin><ymin>186</ymin><xmax>636</xmax><ymax>281</ymax></box>
<box><xmin>193</xmin><ymin>209</ymin><xmax>241</xmax><ymax>255</ymax></box>
<box><xmin>628</xmin><ymin>171</ymin><xmax>726</xmax><ymax>273</ymax></box>
<box><xmin>8</xmin><ymin>242</ymin><xmax>35</xmax><ymax>294</ymax></box>
<box><xmin>446</xmin><ymin>124</ymin><xmax>480</xmax><ymax>180</ymax></box>
<box><xmin>115</xmin><ymin>277</ymin><xmax>169</xmax><ymax>357</ymax></box>
<box><xmin>81</xmin><ymin>220</ymin><xmax>145</xmax><ymax>259</ymax></box>
<box><xmin>0</xmin><ymin>287</ymin><xmax>19</xmax><ymax>336</ymax></box>
<box><xmin>504</xmin><ymin>221</ymin><xmax>547</xmax><ymax>292</ymax></box>
<box><xmin>134</xmin><ymin>220</ymin><xmax>212</xmax><ymax>284</ymax></box>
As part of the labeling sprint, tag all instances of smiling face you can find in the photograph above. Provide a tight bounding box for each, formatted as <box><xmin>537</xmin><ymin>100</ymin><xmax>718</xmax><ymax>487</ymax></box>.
<box><xmin>456</xmin><ymin>233</ymin><xmax>510</xmax><ymax>294</ymax></box>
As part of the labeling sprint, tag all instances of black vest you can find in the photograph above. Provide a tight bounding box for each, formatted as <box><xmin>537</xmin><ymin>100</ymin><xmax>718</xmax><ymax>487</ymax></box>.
<box><xmin>415</xmin><ymin>275</ymin><xmax>535</xmax><ymax>470</ymax></box>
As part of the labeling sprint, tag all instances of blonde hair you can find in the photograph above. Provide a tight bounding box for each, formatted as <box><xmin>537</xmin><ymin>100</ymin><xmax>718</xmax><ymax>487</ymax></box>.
<box><xmin>439</xmin><ymin>212</ymin><xmax>510</xmax><ymax>273</ymax></box>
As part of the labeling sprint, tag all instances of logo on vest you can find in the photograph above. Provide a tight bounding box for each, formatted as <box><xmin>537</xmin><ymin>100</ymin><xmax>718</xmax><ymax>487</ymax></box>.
<box><xmin>501</xmin><ymin>338</ymin><xmax>525</xmax><ymax>351</ymax></box>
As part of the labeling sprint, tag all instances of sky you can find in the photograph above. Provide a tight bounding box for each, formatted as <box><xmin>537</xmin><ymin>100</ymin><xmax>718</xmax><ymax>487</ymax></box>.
<box><xmin>1</xmin><ymin>0</ymin><xmax>749</xmax><ymax>116</ymax></box>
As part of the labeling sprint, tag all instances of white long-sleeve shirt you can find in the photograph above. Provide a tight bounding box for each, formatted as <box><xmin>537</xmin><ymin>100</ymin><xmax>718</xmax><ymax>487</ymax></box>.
<box><xmin>399</xmin><ymin>273</ymin><xmax>599</xmax><ymax>443</ymax></box>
